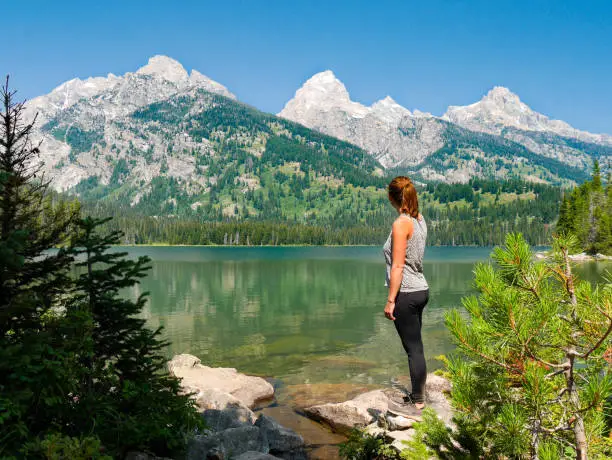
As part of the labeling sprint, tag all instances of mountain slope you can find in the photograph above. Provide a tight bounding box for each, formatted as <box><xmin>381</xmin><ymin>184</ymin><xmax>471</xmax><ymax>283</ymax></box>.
<box><xmin>279</xmin><ymin>72</ymin><xmax>610</xmax><ymax>184</ymax></box>
<box><xmin>443</xmin><ymin>86</ymin><xmax>612</xmax><ymax>145</ymax></box>
<box><xmin>27</xmin><ymin>55</ymin><xmax>235</xmax><ymax>190</ymax></box>
<box><xmin>26</xmin><ymin>57</ymin><xmax>392</xmax><ymax>224</ymax></box>
<box><xmin>443</xmin><ymin>87</ymin><xmax>612</xmax><ymax>170</ymax></box>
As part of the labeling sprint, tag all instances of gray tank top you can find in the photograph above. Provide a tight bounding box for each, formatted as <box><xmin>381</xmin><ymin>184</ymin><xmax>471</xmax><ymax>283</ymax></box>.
<box><xmin>383</xmin><ymin>214</ymin><xmax>428</xmax><ymax>293</ymax></box>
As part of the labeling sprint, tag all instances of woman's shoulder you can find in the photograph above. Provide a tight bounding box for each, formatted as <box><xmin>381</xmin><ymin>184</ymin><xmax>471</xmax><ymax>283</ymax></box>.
<box><xmin>392</xmin><ymin>214</ymin><xmax>414</xmax><ymax>231</ymax></box>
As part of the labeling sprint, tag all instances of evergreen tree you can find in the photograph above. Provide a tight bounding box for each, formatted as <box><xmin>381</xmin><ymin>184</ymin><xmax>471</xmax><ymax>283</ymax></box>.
<box><xmin>68</xmin><ymin>217</ymin><xmax>201</xmax><ymax>457</ymax></box>
<box><xmin>0</xmin><ymin>77</ymin><xmax>80</xmax><ymax>454</ymax></box>
<box><xmin>407</xmin><ymin>233</ymin><xmax>612</xmax><ymax>459</ymax></box>
<box><xmin>0</xmin><ymin>78</ymin><xmax>200</xmax><ymax>458</ymax></box>
<box><xmin>556</xmin><ymin>162</ymin><xmax>611</xmax><ymax>255</ymax></box>
<box><xmin>556</xmin><ymin>194</ymin><xmax>573</xmax><ymax>234</ymax></box>
<box><xmin>592</xmin><ymin>160</ymin><xmax>603</xmax><ymax>192</ymax></box>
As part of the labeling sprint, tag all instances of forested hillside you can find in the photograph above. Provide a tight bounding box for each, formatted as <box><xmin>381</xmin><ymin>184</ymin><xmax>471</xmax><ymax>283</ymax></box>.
<box><xmin>82</xmin><ymin>178</ymin><xmax>563</xmax><ymax>246</ymax></box>
<box><xmin>557</xmin><ymin>162</ymin><xmax>611</xmax><ymax>254</ymax></box>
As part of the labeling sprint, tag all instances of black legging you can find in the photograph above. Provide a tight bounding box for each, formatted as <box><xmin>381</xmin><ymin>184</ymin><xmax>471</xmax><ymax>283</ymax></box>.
<box><xmin>393</xmin><ymin>289</ymin><xmax>429</xmax><ymax>403</ymax></box>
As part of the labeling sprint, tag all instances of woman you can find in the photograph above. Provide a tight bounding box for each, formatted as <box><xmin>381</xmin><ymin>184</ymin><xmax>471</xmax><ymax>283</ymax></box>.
<box><xmin>383</xmin><ymin>176</ymin><xmax>429</xmax><ymax>415</ymax></box>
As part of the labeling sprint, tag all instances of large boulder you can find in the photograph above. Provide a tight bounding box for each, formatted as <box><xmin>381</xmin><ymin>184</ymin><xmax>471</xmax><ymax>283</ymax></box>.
<box><xmin>385</xmin><ymin>414</ymin><xmax>414</xmax><ymax>431</ymax></box>
<box><xmin>304</xmin><ymin>389</ymin><xmax>390</xmax><ymax>433</ymax></box>
<box><xmin>125</xmin><ymin>453</ymin><xmax>173</xmax><ymax>460</ymax></box>
<box><xmin>197</xmin><ymin>388</ymin><xmax>256</xmax><ymax>431</ymax></box>
<box><xmin>234</xmin><ymin>453</ymin><xmax>282</xmax><ymax>460</ymax></box>
<box><xmin>425</xmin><ymin>373</ymin><xmax>452</xmax><ymax>394</ymax></box>
<box><xmin>255</xmin><ymin>414</ymin><xmax>306</xmax><ymax>459</ymax></box>
<box><xmin>186</xmin><ymin>426</ymin><xmax>267</xmax><ymax>460</ymax></box>
<box><xmin>304</xmin><ymin>373</ymin><xmax>453</xmax><ymax>432</ymax></box>
<box><xmin>168</xmin><ymin>354</ymin><xmax>274</xmax><ymax>408</ymax></box>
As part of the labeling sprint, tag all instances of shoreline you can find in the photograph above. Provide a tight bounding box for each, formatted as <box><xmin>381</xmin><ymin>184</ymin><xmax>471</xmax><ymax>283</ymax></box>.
<box><xmin>534</xmin><ymin>251</ymin><xmax>612</xmax><ymax>263</ymax></box>
<box><xmin>113</xmin><ymin>243</ymin><xmax>547</xmax><ymax>248</ymax></box>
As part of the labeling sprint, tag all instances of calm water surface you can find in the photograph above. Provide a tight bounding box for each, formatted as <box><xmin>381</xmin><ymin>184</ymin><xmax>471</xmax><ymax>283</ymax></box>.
<box><xmin>121</xmin><ymin>246</ymin><xmax>610</xmax><ymax>389</ymax></box>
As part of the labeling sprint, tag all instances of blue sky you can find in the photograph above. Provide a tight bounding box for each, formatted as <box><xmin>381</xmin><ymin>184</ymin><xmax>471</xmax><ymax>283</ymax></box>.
<box><xmin>4</xmin><ymin>0</ymin><xmax>612</xmax><ymax>134</ymax></box>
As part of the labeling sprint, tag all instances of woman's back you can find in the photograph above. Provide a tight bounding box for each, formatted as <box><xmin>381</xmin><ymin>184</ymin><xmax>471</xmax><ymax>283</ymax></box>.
<box><xmin>383</xmin><ymin>214</ymin><xmax>428</xmax><ymax>293</ymax></box>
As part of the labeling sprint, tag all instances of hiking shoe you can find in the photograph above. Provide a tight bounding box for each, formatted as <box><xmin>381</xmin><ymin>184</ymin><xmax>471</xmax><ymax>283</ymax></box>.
<box><xmin>387</xmin><ymin>399</ymin><xmax>423</xmax><ymax>419</ymax></box>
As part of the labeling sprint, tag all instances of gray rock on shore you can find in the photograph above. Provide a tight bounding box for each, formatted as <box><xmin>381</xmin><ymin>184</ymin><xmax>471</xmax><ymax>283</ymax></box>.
<box><xmin>197</xmin><ymin>388</ymin><xmax>256</xmax><ymax>431</ymax></box>
<box><xmin>187</xmin><ymin>415</ymin><xmax>307</xmax><ymax>460</ymax></box>
<box><xmin>169</xmin><ymin>354</ymin><xmax>305</xmax><ymax>460</ymax></box>
<box><xmin>168</xmin><ymin>354</ymin><xmax>275</xmax><ymax>408</ymax></box>
<box><xmin>533</xmin><ymin>251</ymin><xmax>612</xmax><ymax>262</ymax></box>
<box><xmin>304</xmin><ymin>373</ymin><xmax>452</xmax><ymax>434</ymax></box>
<box><xmin>234</xmin><ymin>453</ymin><xmax>282</xmax><ymax>460</ymax></box>
<box><xmin>304</xmin><ymin>389</ymin><xmax>390</xmax><ymax>433</ymax></box>
<box><xmin>304</xmin><ymin>373</ymin><xmax>453</xmax><ymax>453</ymax></box>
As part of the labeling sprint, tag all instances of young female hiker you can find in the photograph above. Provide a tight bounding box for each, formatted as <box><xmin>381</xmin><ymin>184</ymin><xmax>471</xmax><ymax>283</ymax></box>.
<box><xmin>383</xmin><ymin>176</ymin><xmax>429</xmax><ymax>416</ymax></box>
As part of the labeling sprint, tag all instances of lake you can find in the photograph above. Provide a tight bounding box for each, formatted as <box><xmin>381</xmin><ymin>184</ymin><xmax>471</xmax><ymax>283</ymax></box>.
<box><xmin>123</xmin><ymin>246</ymin><xmax>610</xmax><ymax>392</ymax></box>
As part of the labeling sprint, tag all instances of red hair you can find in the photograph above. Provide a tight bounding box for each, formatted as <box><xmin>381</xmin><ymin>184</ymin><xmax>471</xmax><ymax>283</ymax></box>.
<box><xmin>388</xmin><ymin>176</ymin><xmax>419</xmax><ymax>218</ymax></box>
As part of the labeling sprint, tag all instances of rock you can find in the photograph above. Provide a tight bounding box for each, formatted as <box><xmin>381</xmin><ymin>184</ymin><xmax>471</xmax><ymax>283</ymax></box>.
<box><xmin>234</xmin><ymin>453</ymin><xmax>281</xmax><ymax>460</ymax></box>
<box><xmin>425</xmin><ymin>373</ymin><xmax>452</xmax><ymax>394</ymax></box>
<box><xmin>125</xmin><ymin>453</ymin><xmax>173</xmax><ymax>460</ymax></box>
<box><xmin>569</xmin><ymin>252</ymin><xmax>591</xmax><ymax>261</ymax></box>
<box><xmin>186</xmin><ymin>426</ymin><xmax>267</xmax><ymax>460</ymax></box>
<box><xmin>196</xmin><ymin>388</ymin><xmax>256</xmax><ymax>431</ymax></box>
<box><xmin>364</xmin><ymin>422</ymin><xmax>385</xmax><ymax>437</ymax></box>
<box><xmin>168</xmin><ymin>354</ymin><xmax>274</xmax><ymax>408</ymax></box>
<box><xmin>168</xmin><ymin>353</ymin><xmax>202</xmax><ymax>373</ymax></box>
<box><xmin>385</xmin><ymin>414</ymin><xmax>414</xmax><ymax>431</ymax></box>
<box><xmin>304</xmin><ymin>389</ymin><xmax>389</xmax><ymax>433</ymax></box>
<box><xmin>304</xmin><ymin>374</ymin><xmax>454</xmax><ymax>432</ymax></box>
<box><xmin>388</xmin><ymin>373</ymin><xmax>453</xmax><ymax>424</ymax></box>
<box><xmin>125</xmin><ymin>454</ymin><xmax>151</xmax><ymax>460</ymax></box>
<box><xmin>255</xmin><ymin>414</ymin><xmax>305</xmax><ymax>457</ymax></box>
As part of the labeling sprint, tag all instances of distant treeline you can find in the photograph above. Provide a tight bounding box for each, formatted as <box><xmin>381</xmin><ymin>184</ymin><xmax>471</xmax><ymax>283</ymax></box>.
<box><xmin>81</xmin><ymin>178</ymin><xmax>564</xmax><ymax>246</ymax></box>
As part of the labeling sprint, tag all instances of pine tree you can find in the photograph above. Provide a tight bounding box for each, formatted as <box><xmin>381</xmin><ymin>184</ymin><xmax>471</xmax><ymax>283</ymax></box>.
<box><xmin>592</xmin><ymin>160</ymin><xmax>603</xmax><ymax>192</ymax></box>
<box><xmin>556</xmin><ymin>194</ymin><xmax>573</xmax><ymax>235</ymax></box>
<box><xmin>556</xmin><ymin>162</ymin><xmax>611</xmax><ymax>255</ymax></box>
<box><xmin>407</xmin><ymin>233</ymin><xmax>612</xmax><ymax>459</ymax></box>
<box><xmin>0</xmin><ymin>77</ymin><xmax>80</xmax><ymax>454</ymax></box>
<box><xmin>68</xmin><ymin>217</ymin><xmax>201</xmax><ymax>457</ymax></box>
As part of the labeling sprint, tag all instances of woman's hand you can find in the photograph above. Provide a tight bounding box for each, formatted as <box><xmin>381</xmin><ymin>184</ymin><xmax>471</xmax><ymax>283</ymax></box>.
<box><xmin>384</xmin><ymin>300</ymin><xmax>396</xmax><ymax>321</ymax></box>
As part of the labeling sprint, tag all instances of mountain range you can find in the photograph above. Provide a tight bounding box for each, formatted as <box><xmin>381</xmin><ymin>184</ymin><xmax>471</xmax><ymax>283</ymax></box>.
<box><xmin>22</xmin><ymin>55</ymin><xmax>611</xmax><ymax>219</ymax></box>
<box><xmin>279</xmin><ymin>70</ymin><xmax>611</xmax><ymax>183</ymax></box>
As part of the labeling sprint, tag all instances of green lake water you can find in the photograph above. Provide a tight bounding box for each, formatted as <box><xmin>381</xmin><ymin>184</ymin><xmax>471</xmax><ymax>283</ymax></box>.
<box><xmin>121</xmin><ymin>246</ymin><xmax>610</xmax><ymax>389</ymax></box>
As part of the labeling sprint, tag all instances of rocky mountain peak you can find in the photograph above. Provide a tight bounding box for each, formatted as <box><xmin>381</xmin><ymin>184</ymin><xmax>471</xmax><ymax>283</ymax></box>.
<box><xmin>298</xmin><ymin>70</ymin><xmax>352</xmax><ymax>102</ymax></box>
<box><xmin>279</xmin><ymin>70</ymin><xmax>369</xmax><ymax>120</ymax></box>
<box><xmin>372</xmin><ymin>95</ymin><xmax>400</xmax><ymax>107</ymax></box>
<box><xmin>443</xmin><ymin>86</ymin><xmax>612</xmax><ymax>146</ymax></box>
<box><xmin>370</xmin><ymin>96</ymin><xmax>412</xmax><ymax>122</ymax></box>
<box><xmin>136</xmin><ymin>55</ymin><xmax>189</xmax><ymax>82</ymax></box>
<box><xmin>484</xmin><ymin>86</ymin><xmax>520</xmax><ymax>102</ymax></box>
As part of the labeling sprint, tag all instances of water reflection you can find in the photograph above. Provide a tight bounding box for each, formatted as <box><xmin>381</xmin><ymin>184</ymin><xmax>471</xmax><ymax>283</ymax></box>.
<box><xmin>123</xmin><ymin>247</ymin><xmax>609</xmax><ymax>386</ymax></box>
